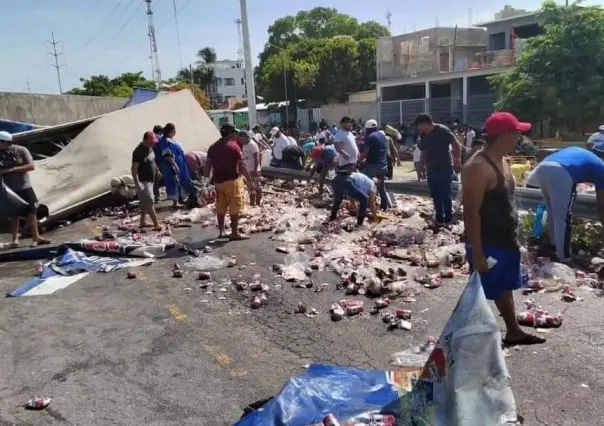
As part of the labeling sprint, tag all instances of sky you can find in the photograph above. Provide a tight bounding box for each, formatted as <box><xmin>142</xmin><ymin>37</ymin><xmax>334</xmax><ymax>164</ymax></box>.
<box><xmin>0</xmin><ymin>0</ymin><xmax>595</xmax><ymax>94</ymax></box>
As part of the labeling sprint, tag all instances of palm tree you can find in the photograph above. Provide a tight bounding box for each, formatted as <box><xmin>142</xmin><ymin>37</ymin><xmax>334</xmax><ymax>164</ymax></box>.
<box><xmin>196</xmin><ymin>47</ymin><xmax>217</xmax><ymax>67</ymax></box>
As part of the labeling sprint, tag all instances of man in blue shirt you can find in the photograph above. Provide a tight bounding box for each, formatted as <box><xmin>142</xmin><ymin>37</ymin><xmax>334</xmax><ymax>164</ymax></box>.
<box><xmin>526</xmin><ymin>146</ymin><xmax>604</xmax><ymax>262</ymax></box>
<box><xmin>360</xmin><ymin>119</ymin><xmax>390</xmax><ymax>210</ymax></box>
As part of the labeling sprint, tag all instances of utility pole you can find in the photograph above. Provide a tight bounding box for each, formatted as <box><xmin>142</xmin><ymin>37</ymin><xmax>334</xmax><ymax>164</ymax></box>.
<box><xmin>46</xmin><ymin>32</ymin><xmax>65</xmax><ymax>94</ymax></box>
<box><xmin>239</xmin><ymin>0</ymin><xmax>257</xmax><ymax>127</ymax></box>
<box><xmin>145</xmin><ymin>0</ymin><xmax>162</xmax><ymax>88</ymax></box>
<box><xmin>25</xmin><ymin>78</ymin><xmax>31</xmax><ymax>93</ymax></box>
<box><xmin>189</xmin><ymin>64</ymin><xmax>194</xmax><ymax>92</ymax></box>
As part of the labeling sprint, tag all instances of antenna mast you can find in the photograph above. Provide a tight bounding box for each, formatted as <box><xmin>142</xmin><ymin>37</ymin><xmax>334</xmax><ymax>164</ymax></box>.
<box><xmin>386</xmin><ymin>11</ymin><xmax>392</xmax><ymax>32</ymax></box>
<box><xmin>145</xmin><ymin>0</ymin><xmax>162</xmax><ymax>88</ymax></box>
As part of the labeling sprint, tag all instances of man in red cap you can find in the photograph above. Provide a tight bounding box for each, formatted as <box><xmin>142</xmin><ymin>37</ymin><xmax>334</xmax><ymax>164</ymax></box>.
<box><xmin>462</xmin><ymin>112</ymin><xmax>545</xmax><ymax>347</ymax></box>
<box><xmin>131</xmin><ymin>131</ymin><xmax>162</xmax><ymax>230</ymax></box>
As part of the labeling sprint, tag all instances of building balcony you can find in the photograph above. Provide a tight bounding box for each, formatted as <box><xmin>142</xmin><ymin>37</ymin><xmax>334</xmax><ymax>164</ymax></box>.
<box><xmin>378</xmin><ymin>49</ymin><xmax>515</xmax><ymax>82</ymax></box>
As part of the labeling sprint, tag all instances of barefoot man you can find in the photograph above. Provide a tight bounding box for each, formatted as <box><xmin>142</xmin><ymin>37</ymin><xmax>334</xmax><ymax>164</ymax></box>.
<box><xmin>0</xmin><ymin>131</ymin><xmax>51</xmax><ymax>248</ymax></box>
<box><xmin>206</xmin><ymin>124</ymin><xmax>254</xmax><ymax>240</ymax></box>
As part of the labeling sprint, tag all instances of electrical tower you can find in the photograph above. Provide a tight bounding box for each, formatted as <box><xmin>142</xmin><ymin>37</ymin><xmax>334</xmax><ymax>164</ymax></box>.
<box><xmin>145</xmin><ymin>0</ymin><xmax>162</xmax><ymax>88</ymax></box>
<box><xmin>46</xmin><ymin>32</ymin><xmax>65</xmax><ymax>94</ymax></box>
<box><xmin>386</xmin><ymin>11</ymin><xmax>392</xmax><ymax>32</ymax></box>
<box><xmin>235</xmin><ymin>17</ymin><xmax>243</xmax><ymax>65</ymax></box>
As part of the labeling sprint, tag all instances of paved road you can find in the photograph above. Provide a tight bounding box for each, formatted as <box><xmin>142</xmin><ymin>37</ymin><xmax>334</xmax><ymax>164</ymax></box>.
<box><xmin>0</xmin><ymin>212</ymin><xmax>603</xmax><ymax>425</ymax></box>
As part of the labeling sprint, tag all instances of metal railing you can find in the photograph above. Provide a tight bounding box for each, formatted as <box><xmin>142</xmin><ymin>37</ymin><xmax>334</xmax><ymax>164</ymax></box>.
<box><xmin>260</xmin><ymin>167</ymin><xmax>599</xmax><ymax>220</ymax></box>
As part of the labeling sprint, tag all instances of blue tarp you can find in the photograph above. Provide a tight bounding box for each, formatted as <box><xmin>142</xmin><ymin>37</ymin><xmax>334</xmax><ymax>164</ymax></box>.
<box><xmin>0</xmin><ymin>118</ymin><xmax>34</xmax><ymax>134</ymax></box>
<box><xmin>124</xmin><ymin>88</ymin><xmax>160</xmax><ymax>108</ymax></box>
<box><xmin>234</xmin><ymin>363</ymin><xmax>402</xmax><ymax>426</ymax></box>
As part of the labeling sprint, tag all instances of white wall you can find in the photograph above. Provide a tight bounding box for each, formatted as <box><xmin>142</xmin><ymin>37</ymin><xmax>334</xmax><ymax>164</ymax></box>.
<box><xmin>320</xmin><ymin>102</ymin><xmax>378</xmax><ymax>126</ymax></box>
<box><xmin>211</xmin><ymin>60</ymin><xmax>246</xmax><ymax>99</ymax></box>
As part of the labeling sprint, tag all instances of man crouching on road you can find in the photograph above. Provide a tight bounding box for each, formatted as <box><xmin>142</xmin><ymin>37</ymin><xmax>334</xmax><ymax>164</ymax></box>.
<box><xmin>329</xmin><ymin>165</ymin><xmax>371</xmax><ymax>227</ymax></box>
<box><xmin>131</xmin><ymin>131</ymin><xmax>162</xmax><ymax>230</ymax></box>
<box><xmin>0</xmin><ymin>131</ymin><xmax>51</xmax><ymax>248</ymax></box>
<box><xmin>206</xmin><ymin>123</ymin><xmax>255</xmax><ymax>240</ymax></box>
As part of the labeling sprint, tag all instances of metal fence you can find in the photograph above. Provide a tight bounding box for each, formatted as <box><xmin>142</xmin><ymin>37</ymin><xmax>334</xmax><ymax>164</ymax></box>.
<box><xmin>379</xmin><ymin>99</ymin><xmax>427</xmax><ymax>126</ymax></box>
<box><xmin>467</xmin><ymin>94</ymin><xmax>497</xmax><ymax>128</ymax></box>
<box><xmin>429</xmin><ymin>97</ymin><xmax>463</xmax><ymax>124</ymax></box>
<box><xmin>260</xmin><ymin>167</ymin><xmax>599</xmax><ymax>220</ymax></box>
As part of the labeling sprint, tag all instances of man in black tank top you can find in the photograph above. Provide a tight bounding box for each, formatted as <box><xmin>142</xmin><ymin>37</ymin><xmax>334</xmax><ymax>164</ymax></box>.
<box><xmin>462</xmin><ymin>112</ymin><xmax>545</xmax><ymax>347</ymax></box>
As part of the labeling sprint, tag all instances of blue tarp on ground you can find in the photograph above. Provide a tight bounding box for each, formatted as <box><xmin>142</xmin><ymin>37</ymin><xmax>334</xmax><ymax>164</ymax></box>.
<box><xmin>124</xmin><ymin>88</ymin><xmax>160</xmax><ymax>108</ymax></box>
<box><xmin>0</xmin><ymin>118</ymin><xmax>35</xmax><ymax>134</ymax></box>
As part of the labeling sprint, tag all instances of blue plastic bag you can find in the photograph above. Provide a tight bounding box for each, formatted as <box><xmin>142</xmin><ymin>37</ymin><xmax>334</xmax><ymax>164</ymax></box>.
<box><xmin>532</xmin><ymin>203</ymin><xmax>546</xmax><ymax>237</ymax></box>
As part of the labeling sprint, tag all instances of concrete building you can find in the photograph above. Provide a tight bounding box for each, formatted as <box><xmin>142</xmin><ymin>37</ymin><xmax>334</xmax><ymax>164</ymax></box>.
<box><xmin>207</xmin><ymin>60</ymin><xmax>247</xmax><ymax>107</ymax></box>
<box><xmin>376</xmin><ymin>7</ymin><xmax>541</xmax><ymax>127</ymax></box>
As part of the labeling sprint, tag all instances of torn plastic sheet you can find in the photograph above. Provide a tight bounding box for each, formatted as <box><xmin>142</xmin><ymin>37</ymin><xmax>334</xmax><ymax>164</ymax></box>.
<box><xmin>65</xmin><ymin>239</ymin><xmax>172</xmax><ymax>258</ymax></box>
<box><xmin>236</xmin><ymin>271</ymin><xmax>517</xmax><ymax>426</ymax></box>
<box><xmin>183</xmin><ymin>255</ymin><xmax>230</xmax><ymax>271</ymax></box>
<box><xmin>281</xmin><ymin>252</ymin><xmax>310</xmax><ymax>281</ymax></box>
<box><xmin>7</xmin><ymin>247</ymin><xmax>154</xmax><ymax>297</ymax></box>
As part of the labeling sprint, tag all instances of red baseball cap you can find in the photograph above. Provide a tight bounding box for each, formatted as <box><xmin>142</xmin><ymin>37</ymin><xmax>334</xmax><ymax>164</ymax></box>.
<box><xmin>143</xmin><ymin>131</ymin><xmax>158</xmax><ymax>143</ymax></box>
<box><xmin>485</xmin><ymin>112</ymin><xmax>531</xmax><ymax>136</ymax></box>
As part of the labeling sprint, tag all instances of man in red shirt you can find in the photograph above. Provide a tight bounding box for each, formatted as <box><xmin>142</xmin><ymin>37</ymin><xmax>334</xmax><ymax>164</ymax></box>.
<box><xmin>206</xmin><ymin>123</ymin><xmax>254</xmax><ymax>240</ymax></box>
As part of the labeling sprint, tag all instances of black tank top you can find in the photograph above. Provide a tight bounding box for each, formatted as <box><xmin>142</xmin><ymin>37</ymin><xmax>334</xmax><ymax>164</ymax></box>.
<box><xmin>478</xmin><ymin>153</ymin><xmax>518</xmax><ymax>249</ymax></box>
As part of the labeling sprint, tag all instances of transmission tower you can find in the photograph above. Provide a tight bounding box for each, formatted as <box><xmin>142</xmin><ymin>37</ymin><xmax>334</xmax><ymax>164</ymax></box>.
<box><xmin>46</xmin><ymin>32</ymin><xmax>66</xmax><ymax>94</ymax></box>
<box><xmin>145</xmin><ymin>0</ymin><xmax>162</xmax><ymax>88</ymax></box>
<box><xmin>386</xmin><ymin>11</ymin><xmax>392</xmax><ymax>32</ymax></box>
<box><xmin>235</xmin><ymin>17</ymin><xmax>243</xmax><ymax>65</ymax></box>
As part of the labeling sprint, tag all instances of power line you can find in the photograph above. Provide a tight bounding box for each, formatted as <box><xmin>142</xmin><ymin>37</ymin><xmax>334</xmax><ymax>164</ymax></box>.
<box><xmin>46</xmin><ymin>32</ymin><xmax>66</xmax><ymax>94</ymax></box>
<box><xmin>114</xmin><ymin>0</ymin><xmax>192</xmax><ymax>69</ymax></box>
<box><xmin>173</xmin><ymin>0</ymin><xmax>183</xmax><ymax>69</ymax></box>
<box><xmin>80</xmin><ymin>0</ymin><xmax>127</xmax><ymax>50</ymax></box>
<box><xmin>71</xmin><ymin>0</ymin><xmax>104</xmax><ymax>37</ymax></box>
<box><xmin>92</xmin><ymin>1</ymin><xmax>145</xmax><ymax>60</ymax></box>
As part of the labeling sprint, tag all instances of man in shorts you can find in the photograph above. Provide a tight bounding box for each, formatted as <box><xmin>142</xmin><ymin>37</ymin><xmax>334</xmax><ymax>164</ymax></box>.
<box><xmin>0</xmin><ymin>131</ymin><xmax>51</xmax><ymax>248</ymax></box>
<box><xmin>206</xmin><ymin>123</ymin><xmax>254</xmax><ymax>240</ymax></box>
<box><xmin>239</xmin><ymin>130</ymin><xmax>262</xmax><ymax>206</ymax></box>
<box><xmin>131</xmin><ymin>131</ymin><xmax>161</xmax><ymax>230</ymax></box>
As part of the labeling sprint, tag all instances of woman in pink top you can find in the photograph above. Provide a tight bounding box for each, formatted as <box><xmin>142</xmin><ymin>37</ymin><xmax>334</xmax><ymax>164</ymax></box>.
<box><xmin>184</xmin><ymin>151</ymin><xmax>207</xmax><ymax>181</ymax></box>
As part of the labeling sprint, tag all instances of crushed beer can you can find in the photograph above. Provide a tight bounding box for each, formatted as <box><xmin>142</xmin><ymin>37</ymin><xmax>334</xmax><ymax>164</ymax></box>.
<box><xmin>561</xmin><ymin>284</ymin><xmax>577</xmax><ymax>302</ymax></box>
<box><xmin>374</xmin><ymin>298</ymin><xmax>390</xmax><ymax>309</ymax></box>
<box><xmin>24</xmin><ymin>396</ymin><xmax>51</xmax><ymax>410</ymax></box>
<box><xmin>198</xmin><ymin>272</ymin><xmax>211</xmax><ymax>280</ymax></box>
<box><xmin>35</xmin><ymin>261</ymin><xmax>44</xmax><ymax>276</ymax></box>
<box><xmin>527</xmin><ymin>279</ymin><xmax>545</xmax><ymax>291</ymax></box>
<box><xmin>322</xmin><ymin>413</ymin><xmax>342</xmax><ymax>426</ymax></box>
<box><xmin>440</xmin><ymin>269</ymin><xmax>454</xmax><ymax>278</ymax></box>
<box><xmin>172</xmin><ymin>264</ymin><xmax>183</xmax><ymax>278</ymax></box>
<box><xmin>395</xmin><ymin>308</ymin><xmax>412</xmax><ymax>320</ymax></box>
<box><xmin>126</xmin><ymin>270</ymin><xmax>138</xmax><ymax>279</ymax></box>
<box><xmin>330</xmin><ymin>303</ymin><xmax>345</xmax><ymax>321</ymax></box>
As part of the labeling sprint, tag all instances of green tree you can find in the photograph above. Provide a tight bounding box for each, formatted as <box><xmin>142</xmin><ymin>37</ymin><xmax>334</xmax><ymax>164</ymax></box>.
<box><xmin>67</xmin><ymin>72</ymin><xmax>155</xmax><ymax>98</ymax></box>
<box><xmin>489</xmin><ymin>1</ymin><xmax>604</xmax><ymax>132</ymax></box>
<box><xmin>256</xmin><ymin>7</ymin><xmax>389</xmax><ymax>103</ymax></box>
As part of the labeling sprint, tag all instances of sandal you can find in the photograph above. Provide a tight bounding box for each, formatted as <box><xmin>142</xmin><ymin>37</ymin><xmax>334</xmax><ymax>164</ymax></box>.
<box><xmin>502</xmin><ymin>334</ymin><xmax>546</xmax><ymax>348</ymax></box>
<box><xmin>9</xmin><ymin>242</ymin><xmax>20</xmax><ymax>249</ymax></box>
<box><xmin>229</xmin><ymin>234</ymin><xmax>250</xmax><ymax>241</ymax></box>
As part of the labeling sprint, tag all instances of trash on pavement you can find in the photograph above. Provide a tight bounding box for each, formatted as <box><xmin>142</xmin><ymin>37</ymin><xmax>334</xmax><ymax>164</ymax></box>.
<box><xmin>24</xmin><ymin>396</ymin><xmax>51</xmax><ymax>410</ymax></box>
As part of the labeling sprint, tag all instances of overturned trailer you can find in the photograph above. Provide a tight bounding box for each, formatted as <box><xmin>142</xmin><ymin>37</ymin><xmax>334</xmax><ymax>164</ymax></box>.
<box><xmin>11</xmin><ymin>90</ymin><xmax>220</xmax><ymax>223</ymax></box>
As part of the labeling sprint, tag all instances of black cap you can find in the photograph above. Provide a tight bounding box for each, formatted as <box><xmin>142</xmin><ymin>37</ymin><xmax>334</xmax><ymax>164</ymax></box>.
<box><xmin>413</xmin><ymin>113</ymin><xmax>433</xmax><ymax>126</ymax></box>
<box><xmin>220</xmin><ymin>123</ymin><xmax>236</xmax><ymax>133</ymax></box>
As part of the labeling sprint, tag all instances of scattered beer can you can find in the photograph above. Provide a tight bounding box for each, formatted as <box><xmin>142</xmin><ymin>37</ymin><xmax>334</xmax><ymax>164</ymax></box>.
<box><xmin>395</xmin><ymin>308</ymin><xmax>412</xmax><ymax>320</ymax></box>
<box><xmin>322</xmin><ymin>413</ymin><xmax>342</xmax><ymax>426</ymax></box>
<box><xmin>126</xmin><ymin>270</ymin><xmax>138</xmax><ymax>279</ymax></box>
<box><xmin>440</xmin><ymin>269</ymin><xmax>454</xmax><ymax>278</ymax></box>
<box><xmin>24</xmin><ymin>396</ymin><xmax>51</xmax><ymax>410</ymax></box>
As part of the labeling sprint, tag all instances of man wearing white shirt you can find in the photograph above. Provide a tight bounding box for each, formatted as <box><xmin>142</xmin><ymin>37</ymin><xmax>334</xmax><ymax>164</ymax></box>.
<box><xmin>269</xmin><ymin>127</ymin><xmax>292</xmax><ymax>167</ymax></box>
<box><xmin>333</xmin><ymin>116</ymin><xmax>359</xmax><ymax>171</ymax></box>
<box><xmin>240</xmin><ymin>131</ymin><xmax>262</xmax><ymax>206</ymax></box>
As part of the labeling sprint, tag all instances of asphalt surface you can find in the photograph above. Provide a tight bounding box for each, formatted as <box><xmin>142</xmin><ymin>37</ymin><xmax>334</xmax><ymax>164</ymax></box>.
<box><xmin>0</xmin><ymin>205</ymin><xmax>604</xmax><ymax>425</ymax></box>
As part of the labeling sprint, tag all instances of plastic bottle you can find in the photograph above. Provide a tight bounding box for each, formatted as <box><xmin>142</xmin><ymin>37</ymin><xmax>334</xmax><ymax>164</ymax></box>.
<box><xmin>532</xmin><ymin>203</ymin><xmax>546</xmax><ymax>237</ymax></box>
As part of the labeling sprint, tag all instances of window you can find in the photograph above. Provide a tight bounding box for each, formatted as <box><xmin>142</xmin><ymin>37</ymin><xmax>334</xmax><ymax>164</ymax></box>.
<box><xmin>215</xmin><ymin>77</ymin><xmax>222</xmax><ymax>87</ymax></box>
<box><xmin>241</xmin><ymin>78</ymin><xmax>245</xmax><ymax>85</ymax></box>
<box><xmin>219</xmin><ymin>117</ymin><xmax>229</xmax><ymax>125</ymax></box>
<box><xmin>224</xmin><ymin>78</ymin><xmax>235</xmax><ymax>86</ymax></box>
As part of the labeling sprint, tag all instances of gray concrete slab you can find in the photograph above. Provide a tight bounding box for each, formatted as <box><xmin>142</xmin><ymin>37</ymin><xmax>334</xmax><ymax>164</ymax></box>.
<box><xmin>0</xmin><ymin>218</ymin><xmax>602</xmax><ymax>425</ymax></box>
